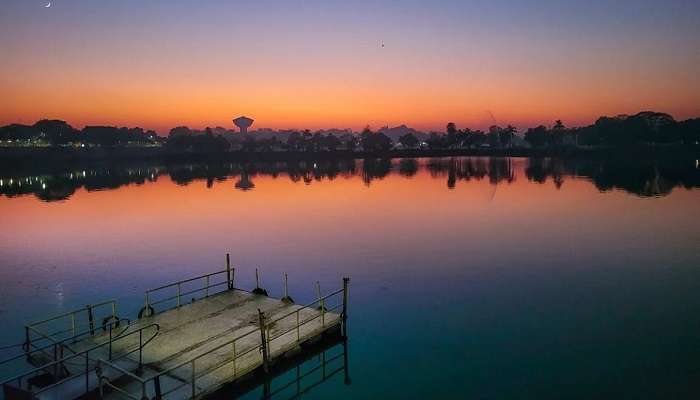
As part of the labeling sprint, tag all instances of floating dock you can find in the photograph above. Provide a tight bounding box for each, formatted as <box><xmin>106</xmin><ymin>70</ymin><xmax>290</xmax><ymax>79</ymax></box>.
<box><xmin>0</xmin><ymin>258</ymin><xmax>349</xmax><ymax>400</ymax></box>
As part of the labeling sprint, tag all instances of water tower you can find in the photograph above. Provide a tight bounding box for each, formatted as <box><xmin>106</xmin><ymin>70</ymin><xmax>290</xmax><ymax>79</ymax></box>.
<box><xmin>233</xmin><ymin>116</ymin><xmax>254</xmax><ymax>134</ymax></box>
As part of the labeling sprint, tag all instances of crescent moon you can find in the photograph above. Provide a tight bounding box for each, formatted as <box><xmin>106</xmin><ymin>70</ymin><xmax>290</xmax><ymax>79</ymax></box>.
<box><xmin>45</xmin><ymin>2</ymin><xmax>51</xmax><ymax>7</ymax></box>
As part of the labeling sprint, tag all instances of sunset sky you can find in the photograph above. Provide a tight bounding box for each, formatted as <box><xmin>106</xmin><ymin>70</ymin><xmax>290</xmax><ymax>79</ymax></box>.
<box><xmin>1</xmin><ymin>0</ymin><xmax>699</xmax><ymax>134</ymax></box>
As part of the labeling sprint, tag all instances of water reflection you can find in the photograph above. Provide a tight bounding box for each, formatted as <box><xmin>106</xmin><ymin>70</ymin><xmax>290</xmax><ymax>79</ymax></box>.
<box><xmin>210</xmin><ymin>336</ymin><xmax>350</xmax><ymax>400</ymax></box>
<box><xmin>0</xmin><ymin>157</ymin><xmax>697</xmax><ymax>202</ymax></box>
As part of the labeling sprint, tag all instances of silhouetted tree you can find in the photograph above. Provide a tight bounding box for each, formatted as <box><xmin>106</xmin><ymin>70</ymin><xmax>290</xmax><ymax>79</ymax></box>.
<box><xmin>0</xmin><ymin>124</ymin><xmax>38</xmax><ymax>142</ymax></box>
<box><xmin>487</xmin><ymin>126</ymin><xmax>502</xmax><ymax>148</ymax></box>
<box><xmin>360</xmin><ymin>127</ymin><xmax>392</xmax><ymax>152</ymax></box>
<box><xmin>34</xmin><ymin>119</ymin><xmax>79</xmax><ymax>145</ymax></box>
<box><xmin>323</xmin><ymin>134</ymin><xmax>342</xmax><ymax>151</ymax></box>
<box><xmin>524</xmin><ymin>125</ymin><xmax>550</xmax><ymax>147</ymax></box>
<box><xmin>339</xmin><ymin>133</ymin><xmax>357</xmax><ymax>151</ymax></box>
<box><xmin>679</xmin><ymin>118</ymin><xmax>700</xmax><ymax>145</ymax></box>
<box><xmin>471</xmin><ymin>130</ymin><xmax>487</xmax><ymax>147</ymax></box>
<box><xmin>302</xmin><ymin>130</ymin><xmax>314</xmax><ymax>151</ymax></box>
<box><xmin>287</xmin><ymin>131</ymin><xmax>302</xmax><ymax>151</ymax></box>
<box><xmin>169</xmin><ymin>126</ymin><xmax>193</xmax><ymax>137</ymax></box>
<box><xmin>499</xmin><ymin>125</ymin><xmax>516</xmax><ymax>148</ymax></box>
<box><xmin>446</xmin><ymin>122</ymin><xmax>458</xmax><ymax>147</ymax></box>
<box><xmin>446</xmin><ymin>122</ymin><xmax>457</xmax><ymax>136</ymax></box>
<box><xmin>83</xmin><ymin>126</ymin><xmax>121</xmax><ymax>146</ymax></box>
<box><xmin>456</xmin><ymin>128</ymin><xmax>471</xmax><ymax>148</ymax></box>
<box><xmin>426</xmin><ymin>132</ymin><xmax>444</xmax><ymax>149</ymax></box>
<box><xmin>398</xmin><ymin>133</ymin><xmax>419</xmax><ymax>148</ymax></box>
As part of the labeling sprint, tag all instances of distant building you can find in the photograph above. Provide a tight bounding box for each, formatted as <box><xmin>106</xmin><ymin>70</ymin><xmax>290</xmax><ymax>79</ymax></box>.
<box><xmin>233</xmin><ymin>116</ymin><xmax>254</xmax><ymax>134</ymax></box>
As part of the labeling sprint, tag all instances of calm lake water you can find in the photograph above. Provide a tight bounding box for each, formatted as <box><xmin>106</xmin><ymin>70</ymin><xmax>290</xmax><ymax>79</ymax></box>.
<box><xmin>1</xmin><ymin>157</ymin><xmax>699</xmax><ymax>399</ymax></box>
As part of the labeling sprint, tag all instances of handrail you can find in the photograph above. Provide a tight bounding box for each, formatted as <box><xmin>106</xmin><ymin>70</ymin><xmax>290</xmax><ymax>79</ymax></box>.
<box><xmin>267</xmin><ymin>288</ymin><xmax>344</xmax><ymax>326</ymax></box>
<box><xmin>0</xmin><ymin>323</ymin><xmax>160</xmax><ymax>396</ymax></box>
<box><xmin>0</xmin><ymin>318</ymin><xmax>131</xmax><ymax>366</ymax></box>
<box><xmin>146</xmin><ymin>270</ymin><xmax>228</xmax><ymax>293</ymax></box>
<box><xmin>24</xmin><ymin>300</ymin><xmax>119</xmax><ymax>351</ymax></box>
<box><xmin>142</xmin><ymin>269</ymin><xmax>235</xmax><ymax>315</ymax></box>
<box><xmin>267</xmin><ymin>304</ymin><xmax>343</xmax><ymax>344</ymax></box>
<box><xmin>26</xmin><ymin>299</ymin><xmax>116</xmax><ymax>328</ymax></box>
<box><xmin>150</xmin><ymin>281</ymin><xmax>229</xmax><ymax>307</ymax></box>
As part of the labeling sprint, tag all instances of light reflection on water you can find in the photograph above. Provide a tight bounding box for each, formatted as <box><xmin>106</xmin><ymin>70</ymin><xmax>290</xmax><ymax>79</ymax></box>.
<box><xmin>0</xmin><ymin>157</ymin><xmax>699</xmax><ymax>399</ymax></box>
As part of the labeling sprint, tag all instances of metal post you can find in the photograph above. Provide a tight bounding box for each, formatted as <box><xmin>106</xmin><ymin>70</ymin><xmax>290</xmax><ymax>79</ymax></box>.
<box><xmin>85</xmin><ymin>352</ymin><xmax>89</xmax><ymax>392</ymax></box>
<box><xmin>87</xmin><ymin>304</ymin><xmax>95</xmax><ymax>336</ymax></box>
<box><xmin>321</xmin><ymin>298</ymin><xmax>325</xmax><ymax>327</ymax></box>
<box><xmin>232</xmin><ymin>340</ymin><xmax>237</xmax><ymax>376</ymax></box>
<box><xmin>226</xmin><ymin>253</ymin><xmax>232</xmax><ymax>289</ymax></box>
<box><xmin>258</xmin><ymin>309</ymin><xmax>269</xmax><ymax>373</ymax></box>
<box><xmin>154</xmin><ymin>376</ymin><xmax>162</xmax><ymax>400</ymax></box>
<box><xmin>53</xmin><ymin>344</ymin><xmax>58</xmax><ymax>376</ymax></box>
<box><xmin>95</xmin><ymin>360</ymin><xmax>102</xmax><ymax>397</ymax></box>
<box><xmin>315</xmin><ymin>281</ymin><xmax>322</xmax><ymax>309</ymax></box>
<box><xmin>139</xmin><ymin>329</ymin><xmax>143</xmax><ymax>369</ymax></box>
<box><xmin>191</xmin><ymin>360</ymin><xmax>196</xmax><ymax>399</ymax></box>
<box><xmin>267</xmin><ymin>325</ymin><xmax>271</xmax><ymax>350</ymax></box>
<box><xmin>282</xmin><ymin>272</ymin><xmax>294</xmax><ymax>304</ymax></box>
<box><xmin>343</xmin><ymin>338</ymin><xmax>351</xmax><ymax>385</ymax></box>
<box><xmin>296</xmin><ymin>310</ymin><xmax>300</xmax><ymax>343</ymax></box>
<box><xmin>99</xmin><ymin>369</ymin><xmax>104</xmax><ymax>398</ymax></box>
<box><xmin>342</xmin><ymin>277</ymin><xmax>349</xmax><ymax>337</ymax></box>
<box><xmin>177</xmin><ymin>282</ymin><xmax>181</xmax><ymax>307</ymax></box>
<box><xmin>25</xmin><ymin>326</ymin><xmax>30</xmax><ymax>352</ymax></box>
<box><xmin>71</xmin><ymin>313</ymin><xmax>76</xmax><ymax>339</ymax></box>
<box><xmin>112</xmin><ymin>301</ymin><xmax>117</xmax><ymax>320</ymax></box>
<box><xmin>108</xmin><ymin>323</ymin><xmax>113</xmax><ymax>360</ymax></box>
<box><xmin>256</xmin><ymin>268</ymin><xmax>260</xmax><ymax>288</ymax></box>
<box><xmin>59</xmin><ymin>344</ymin><xmax>64</xmax><ymax>376</ymax></box>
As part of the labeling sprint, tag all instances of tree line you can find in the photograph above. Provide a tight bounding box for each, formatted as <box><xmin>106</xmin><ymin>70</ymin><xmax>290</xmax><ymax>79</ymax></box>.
<box><xmin>1</xmin><ymin>110</ymin><xmax>698</xmax><ymax>151</ymax></box>
<box><xmin>0</xmin><ymin>120</ymin><xmax>160</xmax><ymax>146</ymax></box>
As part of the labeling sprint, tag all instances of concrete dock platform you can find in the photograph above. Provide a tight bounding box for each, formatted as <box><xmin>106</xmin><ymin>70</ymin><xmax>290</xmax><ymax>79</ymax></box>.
<box><xmin>1</xmin><ymin>269</ymin><xmax>348</xmax><ymax>400</ymax></box>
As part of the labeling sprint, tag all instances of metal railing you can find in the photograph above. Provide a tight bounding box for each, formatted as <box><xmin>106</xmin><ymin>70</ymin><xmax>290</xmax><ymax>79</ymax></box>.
<box><xmin>99</xmin><ymin>278</ymin><xmax>349</xmax><ymax>400</ymax></box>
<box><xmin>24</xmin><ymin>300</ymin><xmax>118</xmax><ymax>351</ymax></box>
<box><xmin>264</xmin><ymin>288</ymin><xmax>344</xmax><ymax>354</ymax></box>
<box><xmin>1</xmin><ymin>323</ymin><xmax>159</xmax><ymax>399</ymax></box>
<box><xmin>0</xmin><ymin>317</ymin><xmax>131</xmax><ymax>369</ymax></box>
<box><xmin>141</xmin><ymin>268</ymin><xmax>234</xmax><ymax>317</ymax></box>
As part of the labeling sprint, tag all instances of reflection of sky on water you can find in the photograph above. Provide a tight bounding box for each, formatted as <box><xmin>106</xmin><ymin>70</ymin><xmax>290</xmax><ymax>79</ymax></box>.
<box><xmin>0</xmin><ymin>157</ymin><xmax>699</xmax><ymax>398</ymax></box>
<box><xmin>1</xmin><ymin>157</ymin><xmax>699</xmax><ymax>202</ymax></box>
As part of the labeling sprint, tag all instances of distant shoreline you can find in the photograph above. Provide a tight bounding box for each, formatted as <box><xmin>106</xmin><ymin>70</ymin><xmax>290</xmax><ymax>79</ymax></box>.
<box><xmin>0</xmin><ymin>144</ymin><xmax>697</xmax><ymax>169</ymax></box>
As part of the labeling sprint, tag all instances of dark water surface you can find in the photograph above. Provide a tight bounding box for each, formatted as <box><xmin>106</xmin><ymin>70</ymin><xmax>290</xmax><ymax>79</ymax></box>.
<box><xmin>1</xmin><ymin>157</ymin><xmax>699</xmax><ymax>399</ymax></box>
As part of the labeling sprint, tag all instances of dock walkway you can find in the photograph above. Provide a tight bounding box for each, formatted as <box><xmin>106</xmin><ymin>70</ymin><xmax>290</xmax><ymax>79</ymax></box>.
<box><xmin>0</xmin><ymin>263</ymin><xmax>349</xmax><ymax>400</ymax></box>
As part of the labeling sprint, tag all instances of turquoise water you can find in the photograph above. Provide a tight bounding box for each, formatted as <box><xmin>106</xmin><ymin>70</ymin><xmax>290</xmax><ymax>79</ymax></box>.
<box><xmin>1</xmin><ymin>157</ymin><xmax>699</xmax><ymax>399</ymax></box>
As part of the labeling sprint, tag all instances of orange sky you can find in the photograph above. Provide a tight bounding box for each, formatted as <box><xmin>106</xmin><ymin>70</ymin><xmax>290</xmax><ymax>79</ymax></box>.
<box><xmin>1</xmin><ymin>1</ymin><xmax>699</xmax><ymax>133</ymax></box>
